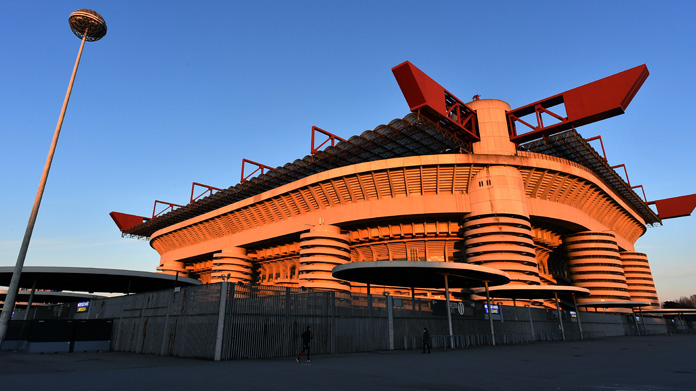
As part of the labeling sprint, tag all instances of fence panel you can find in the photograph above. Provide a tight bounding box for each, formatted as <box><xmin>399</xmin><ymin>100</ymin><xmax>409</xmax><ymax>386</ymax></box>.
<box><xmin>34</xmin><ymin>283</ymin><xmax>670</xmax><ymax>360</ymax></box>
<box><xmin>104</xmin><ymin>285</ymin><xmax>222</xmax><ymax>359</ymax></box>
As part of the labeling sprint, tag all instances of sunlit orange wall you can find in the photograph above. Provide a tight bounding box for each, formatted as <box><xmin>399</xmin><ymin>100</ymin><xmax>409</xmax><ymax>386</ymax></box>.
<box><xmin>149</xmin><ymin>100</ymin><xmax>656</xmax><ymax>309</ymax></box>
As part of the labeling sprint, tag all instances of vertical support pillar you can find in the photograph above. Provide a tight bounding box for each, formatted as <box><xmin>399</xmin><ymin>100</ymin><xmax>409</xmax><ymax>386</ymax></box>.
<box><xmin>526</xmin><ymin>304</ymin><xmax>535</xmax><ymax>340</ymax></box>
<box><xmin>387</xmin><ymin>294</ymin><xmax>394</xmax><ymax>350</ymax></box>
<box><xmin>330</xmin><ymin>291</ymin><xmax>337</xmax><ymax>354</ymax></box>
<box><xmin>572</xmin><ymin>293</ymin><xmax>583</xmax><ymax>340</ymax></box>
<box><xmin>554</xmin><ymin>292</ymin><xmax>565</xmax><ymax>341</ymax></box>
<box><xmin>160</xmin><ymin>288</ymin><xmax>175</xmax><ymax>356</ymax></box>
<box><xmin>214</xmin><ymin>281</ymin><xmax>228</xmax><ymax>361</ymax></box>
<box><xmin>631</xmin><ymin>307</ymin><xmax>640</xmax><ymax>336</ymax></box>
<box><xmin>444</xmin><ymin>275</ymin><xmax>453</xmax><ymax>349</ymax></box>
<box><xmin>639</xmin><ymin>306</ymin><xmax>646</xmax><ymax>334</ymax></box>
<box><xmin>485</xmin><ymin>280</ymin><xmax>496</xmax><ymax>346</ymax></box>
<box><xmin>23</xmin><ymin>280</ymin><xmax>38</xmax><ymax>321</ymax></box>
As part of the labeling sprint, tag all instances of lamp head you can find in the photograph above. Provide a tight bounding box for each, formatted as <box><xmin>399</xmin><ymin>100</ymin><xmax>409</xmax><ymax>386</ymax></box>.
<box><xmin>69</xmin><ymin>9</ymin><xmax>107</xmax><ymax>42</ymax></box>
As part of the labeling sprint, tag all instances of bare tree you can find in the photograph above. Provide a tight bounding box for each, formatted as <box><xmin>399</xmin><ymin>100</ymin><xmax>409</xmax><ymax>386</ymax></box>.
<box><xmin>663</xmin><ymin>294</ymin><xmax>696</xmax><ymax>309</ymax></box>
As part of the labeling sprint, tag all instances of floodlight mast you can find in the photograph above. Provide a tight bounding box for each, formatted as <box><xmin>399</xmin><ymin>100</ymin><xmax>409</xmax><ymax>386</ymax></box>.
<box><xmin>0</xmin><ymin>9</ymin><xmax>107</xmax><ymax>348</ymax></box>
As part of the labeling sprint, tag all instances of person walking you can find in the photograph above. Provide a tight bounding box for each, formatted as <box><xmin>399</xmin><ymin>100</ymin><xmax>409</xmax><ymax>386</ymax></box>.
<box><xmin>296</xmin><ymin>326</ymin><xmax>312</xmax><ymax>363</ymax></box>
<box><xmin>422</xmin><ymin>327</ymin><xmax>431</xmax><ymax>354</ymax></box>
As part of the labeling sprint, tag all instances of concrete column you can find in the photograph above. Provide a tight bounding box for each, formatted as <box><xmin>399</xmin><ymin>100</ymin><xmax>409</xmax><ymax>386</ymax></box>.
<box><xmin>387</xmin><ymin>294</ymin><xmax>394</xmax><ymax>350</ymax></box>
<box><xmin>460</xmin><ymin>100</ymin><xmax>539</xmax><ymax>285</ymax></box>
<box><xmin>23</xmin><ymin>280</ymin><xmax>38</xmax><ymax>321</ymax></box>
<box><xmin>469</xmin><ymin>99</ymin><xmax>516</xmax><ymax>156</ymax></box>
<box><xmin>214</xmin><ymin>281</ymin><xmax>228</xmax><ymax>361</ymax></box>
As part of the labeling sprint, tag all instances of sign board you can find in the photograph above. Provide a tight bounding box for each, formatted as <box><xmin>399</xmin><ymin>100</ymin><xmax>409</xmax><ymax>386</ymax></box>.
<box><xmin>484</xmin><ymin>304</ymin><xmax>499</xmax><ymax>314</ymax></box>
<box><xmin>431</xmin><ymin>300</ymin><xmax>474</xmax><ymax>316</ymax></box>
<box><xmin>484</xmin><ymin>304</ymin><xmax>502</xmax><ymax>320</ymax></box>
<box><xmin>76</xmin><ymin>301</ymin><xmax>90</xmax><ymax>313</ymax></box>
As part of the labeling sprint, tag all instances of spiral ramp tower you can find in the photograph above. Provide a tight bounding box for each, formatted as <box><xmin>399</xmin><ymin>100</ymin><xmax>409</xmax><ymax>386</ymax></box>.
<box><xmin>621</xmin><ymin>251</ymin><xmax>660</xmax><ymax>308</ymax></box>
<box><xmin>298</xmin><ymin>224</ymin><xmax>351</xmax><ymax>291</ymax></box>
<box><xmin>211</xmin><ymin>247</ymin><xmax>252</xmax><ymax>284</ymax></box>
<box><xmin>463</xmin><ymin>214</ymin><xmax>540</xmax><ymax>285</ymax></box>
<box><xmin>564</xmin><ymin>231</ymin><xmax>631</xmax><ymax>307</ymax></box>
<box><xmin>462</xmin><ymin>100</ymin><xmax>541</xmax><ymax>287</ymax></box>
<box><xmin>157</xmin><ymin>260</ymin><xmax>187</xmax><ymax>276</ymax></box>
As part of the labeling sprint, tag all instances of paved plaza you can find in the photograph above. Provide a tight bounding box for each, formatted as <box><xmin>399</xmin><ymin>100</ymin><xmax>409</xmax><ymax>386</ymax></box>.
<box><xmin>0</xmin><ymin>335</ymin><xmax>694</xmax><ymax>390</ymax></box>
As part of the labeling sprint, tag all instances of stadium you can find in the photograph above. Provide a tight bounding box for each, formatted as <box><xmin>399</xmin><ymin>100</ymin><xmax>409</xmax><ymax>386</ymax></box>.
<box><xmin>111</xmin><ymin>60</ymin><xmax>696</xmax><ymax>312</ymax></box>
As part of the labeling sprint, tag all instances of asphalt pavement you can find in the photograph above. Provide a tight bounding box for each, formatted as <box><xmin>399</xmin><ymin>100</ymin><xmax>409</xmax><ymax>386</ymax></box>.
<box><xmin>0</xmin><ymin>335</ymin><xmax>694</xmax><ymax>390</ymax></box>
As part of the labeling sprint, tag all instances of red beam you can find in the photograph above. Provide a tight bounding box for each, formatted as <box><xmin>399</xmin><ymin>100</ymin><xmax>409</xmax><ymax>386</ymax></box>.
<box><xmin>392</xmin><ymin>61</ymin><xmax>479</xmax><ymax>142</ymax></box>
<box><xmin>611</xmin><ymin>164</ymin><xmax>631</xmax><ymax>186</ymax></box>
<box><xmin>631</xmin><ymin>185</ymin><xmax>647</xmax><ymax>203</ymax></box>
<box><xmin>648</xmin><ymin>194</ymin><xmax>696</xmax><ymax>220</ymax></box>
<box><xmin>585</xmin><ymin>136</ymin><xmax>608</xmax><ymax>161</ymax></box>
<box><xmin>509</xmin><ymin>65</ymin><xmax>649</xmax><ymax>144</ymax></box>
<box><xmin>152</xmin><ymin>200</ymin><xmax>181</xmax><ymax>219</ymax></box>
<box><xmin>190</xmin><ymin>182</ymin><xmax>223</xmax><ymax>203</ymax></box>
<box><xmin>241</xmin><ymin>158</ymin><xmax>274</xmax><ymax>183</ymax></box>
<box><xmin>109</xmin><ymin>211</ymin><xmax>149</xmax><ymax>232</ymax></box>
<box><xmin>311</xmin><ymin>126</ymin><xmax>346</xmax><ymax>155</ymax></box>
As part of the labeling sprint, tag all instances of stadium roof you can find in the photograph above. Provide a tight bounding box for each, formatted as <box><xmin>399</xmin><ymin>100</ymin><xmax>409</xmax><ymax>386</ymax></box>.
<box><xmin>0</xmin><ymin>266</ymin><xmax>201</xmax><ymax>294</ymax></box>
<box><xmin>472</xmin><ymin>285</ymin><xmax>591</xmax><ymax>300</ymax></box>
<box><xmin>0</xmin><ymin>290</ymin><xmax>106</xmax><ymax>306</ymax></box>
<box><xmin>120</xmin><ymin>113</ymin><xmax>469</xmax><ymax>238</ymax></box>
<box><xmin>576</xmin><ymin>300</ymin><xmax>652</xmax><ymax>308</ymax></box>
<box><xmin>119</xmin><ymin>113</ymin><xmax>659</xmax><ymax>239</ymax></box>
<box><xmin>519</xmin><ymin>130</ymin><xmax>660</xmax><ymax>225</ymax></box>
<box><xmin>332</xmin><ymin>261</ymin><xmax>510</xmax><ymax>289</ymax></box>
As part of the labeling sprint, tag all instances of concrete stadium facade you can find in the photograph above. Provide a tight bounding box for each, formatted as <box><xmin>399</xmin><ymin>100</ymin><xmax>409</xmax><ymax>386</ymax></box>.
<box><xmin>111</xmin><ymin>62</ymin><xmax>691</xmax><ymax>312</ymax></box>
<box><xmin>141</xmin><ymin>99</ymin><xmax>658</xmax><ymax>310</ymax></box>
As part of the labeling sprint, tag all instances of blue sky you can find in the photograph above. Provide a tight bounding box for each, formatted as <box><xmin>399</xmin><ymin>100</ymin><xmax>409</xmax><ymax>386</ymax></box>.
<box><xmin>0</xmin><ymin>1</ymin><xmax>694</xmax><ymax>301</ymax></box>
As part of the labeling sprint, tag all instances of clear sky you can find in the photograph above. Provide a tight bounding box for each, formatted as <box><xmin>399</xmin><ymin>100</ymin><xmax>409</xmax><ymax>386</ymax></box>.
<box><xmin>1</xmin><ymin>1</ymin><xmax>694</xmax><ymax>302</ymax></box>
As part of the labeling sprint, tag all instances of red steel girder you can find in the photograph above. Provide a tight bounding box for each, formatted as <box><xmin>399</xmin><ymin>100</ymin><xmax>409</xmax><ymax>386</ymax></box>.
<box><xmin>311</xmin><ymin>126</ymin><xmax>346</xmax><ymax>155</ymax></box>
<box><xmin>611</xmin><ymin>164</ymin><xmax>631</xmax><ymax>187</ymax></box>
<box><xmin>392</xmin><ymin>61</ymin><xmax>479</xmax><ymax>142</ymax></box>
<box><xmin>585</xmin><ymin>136</ymin><xmax>608</xmax><ymax>161</ymax></box>
<box><xmin>509</xmin><ymin>64</ymin><xmax>649</xmax><ymax>144</ymax></box>
<box><xmin>190</xmin><ymin>182</ymin><xmax>223</xmax><ymax>203</ymax></box>
<box><xmin>109</xmin><ymin>211</ymin><xmax>150</xmax><ymax>232</ymax></box>
<box><xmin>648</xmin><ymin>194</ymin><xmax>696</xmax><ymax>220</ymax></box>
<box><xmin>631</xmin><ymin>185</ymin><xmax>647</xmax><ymax>203</ymax></box>
<box><xmin>152</xmin><ymin>200</ymin><xmax>181</xmax><ymax>219</ymax></box>
<box><xmin>241</xmin><ymin>158</ymin><xmax>274</xmax><ymax>183</ymax></box>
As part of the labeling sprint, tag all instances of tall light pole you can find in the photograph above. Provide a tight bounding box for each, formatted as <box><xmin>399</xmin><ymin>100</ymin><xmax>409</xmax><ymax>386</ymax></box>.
<box><xmin>0</xmin><ymin>9</ymin><xmax>107</xmax><ymax>348</ymax></box>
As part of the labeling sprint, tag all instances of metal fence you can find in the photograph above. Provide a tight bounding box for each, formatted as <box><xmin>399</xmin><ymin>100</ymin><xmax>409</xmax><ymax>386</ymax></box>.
<box><xmin>88</xmin><ymin>284</ymin><xmax>222</xmax><ymax>359</ymax></box>
<box><xmin>221</xmin><ymin>284</ymin><xmax>336</xmax><ymax>360</ymax></box>
<box><xmin>55</xmin><ymin>282</ymin><xmax>673</xmax><ymax>360</ymax></box>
